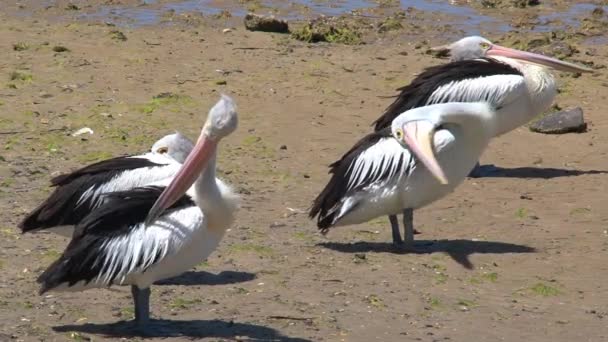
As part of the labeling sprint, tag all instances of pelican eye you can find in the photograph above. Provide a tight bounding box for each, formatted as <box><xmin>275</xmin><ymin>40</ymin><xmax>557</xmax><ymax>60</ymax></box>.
<box><xmin>479</xmin><ymin>42</ymin><xmax>490</xmax><ymax>49</ymax></box>
<box><xmin>394</xmin><ymin>128</ymin><xmax>404</xmax><ymax>140</ymax></box>
<box><xmin>156</xmin><ymin>147</ymin><xmax>169</xmax><ymax>154</ymax></box>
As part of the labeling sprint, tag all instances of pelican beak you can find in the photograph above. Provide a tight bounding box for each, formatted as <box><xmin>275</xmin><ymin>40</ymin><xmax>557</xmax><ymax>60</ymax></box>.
<box><xmin>487</xmin><ymin>44</ymin><xmax>593</xmax><ymax>73</ymax></box>
<box><xmin>145</xmin><ymin>133</ymin><xmax>217</xmax><ymax>225</ymax></box>
<box><xmin>401</xmin><ymin>121</ymin><xmax>448</xmax><ymax>185</ymax></box>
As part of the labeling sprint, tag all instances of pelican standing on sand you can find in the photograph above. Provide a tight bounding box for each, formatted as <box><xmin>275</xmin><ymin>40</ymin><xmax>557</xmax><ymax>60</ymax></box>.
<box><xmin>310</xmin><ymin>102</ymin><xmax>499</xmax><ymax>250</ymax></box>
<box><xmin>37</xmin><ymin>95</ymin><xmax>240</xmax><ymax>331</ymax></box>
<box><xmin>368</xmin><ymin>36</ymin><xmax>592</xmax><ymax>244</ymax></box>
<box><xmin>19</xmin><ymin>132</ymin><xmax>194</xmax><ymax>237</ymax></box>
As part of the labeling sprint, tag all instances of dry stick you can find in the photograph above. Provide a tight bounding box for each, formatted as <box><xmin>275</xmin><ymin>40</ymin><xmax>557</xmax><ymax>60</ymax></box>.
<box><xmin>267</xmin><ymin>315</ymin><xmax>314</xmax><ymax>321</ymax></box>
<box><xmin>233</xmin><ymin>47</ymin><xmax>277</xmax><ymax>50</ymax></box>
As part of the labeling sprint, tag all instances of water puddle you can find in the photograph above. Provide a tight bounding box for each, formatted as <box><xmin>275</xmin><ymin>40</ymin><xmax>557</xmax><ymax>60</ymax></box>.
<box><xmin>536</xmin><ymin>3</ymin><xmax>608</xmax><ymax>32</ymax></box>
<box><xmin>11</xmin><ymin>0</ymin><xmax>604</xmax><ymax>37</ymax></box>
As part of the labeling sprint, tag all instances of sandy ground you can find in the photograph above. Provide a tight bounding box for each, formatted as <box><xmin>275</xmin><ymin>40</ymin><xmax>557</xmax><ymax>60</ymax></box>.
<box><xmin>1</xmin><ymin>1</ymin><xmax>608</xmax><ymax>341</ymax></box>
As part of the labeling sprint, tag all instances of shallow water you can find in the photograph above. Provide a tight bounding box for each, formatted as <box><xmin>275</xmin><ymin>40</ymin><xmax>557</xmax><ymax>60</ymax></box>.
<box><xmin>70</xmin><ymin>0</ymin><xmax>607</xmax><ymax>36</ymax></box>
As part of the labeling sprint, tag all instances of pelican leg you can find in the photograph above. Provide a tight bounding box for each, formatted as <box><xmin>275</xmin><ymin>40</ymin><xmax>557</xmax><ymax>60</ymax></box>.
<box><xmin>403</xmin><ymin>208</ymin><xmax>415</xmax><ymax>247</ymax></box>
<box><xmin>389</xmin><ymin>215</ymin><xmax>403</xmax><ymax>245</ymax></box>
<box><xmin>131</xmin><ymin>286</ymin><xmax>150</xmax><ymax>328</ymax></box>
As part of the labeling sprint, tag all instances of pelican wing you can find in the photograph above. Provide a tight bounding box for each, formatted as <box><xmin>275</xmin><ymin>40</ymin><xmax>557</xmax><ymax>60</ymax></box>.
<box><xmin>37</xmin><ymin>186</ymin><xmax>198</xmax><ymax>293</ymax></box>
<box><xmin>19</xmin><ymin>154</ymin><xmax>180</xmax><ymax>233</ymax></box>
<box><xmin>310</xmin><ymin>129</ymin><xmax>413</xmax><ymax>230</ymax></box>
<box><xmin>373</xmin><ymin>58</ymin><xmax>524</xmax><ymax>130</ymax></box>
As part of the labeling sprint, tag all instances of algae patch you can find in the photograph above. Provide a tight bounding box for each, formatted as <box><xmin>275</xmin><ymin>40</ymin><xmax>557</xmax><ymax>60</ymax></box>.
<box><xmin>137</xmin><ymin>92</ymin><xmax>194</xmax><ymax>114</ymax></box>
<box><xmin>291</xmin><ymin>17</ymin><xmax>365</xmax><ymax>45</ymax></box>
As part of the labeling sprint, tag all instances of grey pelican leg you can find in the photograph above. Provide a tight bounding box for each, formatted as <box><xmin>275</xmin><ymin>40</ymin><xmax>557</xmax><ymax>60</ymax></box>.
<box><xmin>131</xmin><ymin>286</ymin><xmax>151</xmax><ymax>328</ymax></box>
<box><xmin>403</xmin><ymin>208</ymin><xmax>415</xmax><ymax>247</ymax></box>
<box><xmin>389</xmin><ymin>215</ymin><xmax>403</xmax><ymax>245</ymax></box>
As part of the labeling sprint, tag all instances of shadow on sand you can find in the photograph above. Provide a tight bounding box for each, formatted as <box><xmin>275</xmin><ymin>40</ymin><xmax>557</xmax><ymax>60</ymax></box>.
<box><xmin>470</xmin><ymin>164</ymin><xmax>608</xmax><ymax>179</ymax></box>
<box><xmin>156</xmin><ymin>270</ymin><xmax>256</xmax><ymax>286</ymax></box>
<box><xmin>53</xmin><ymin>319</ymin><xmax>311</xmax><ymax>341</ymax></box>
<box><xmin>318</xmin><ymin>239</ymin><xmax>536</xmax><ymax>269</ymax></box>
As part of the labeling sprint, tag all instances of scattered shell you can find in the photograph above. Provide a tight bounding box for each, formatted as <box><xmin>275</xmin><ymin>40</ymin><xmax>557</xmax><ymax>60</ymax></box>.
<box><xmin>72</xmin><ymin>127</ymin><xmax>94</xmax><ymax>137</ymax></box>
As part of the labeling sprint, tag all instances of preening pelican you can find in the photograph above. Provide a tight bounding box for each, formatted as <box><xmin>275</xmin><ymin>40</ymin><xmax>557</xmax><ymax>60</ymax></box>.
<box><xmin>310</xmin><ymin>102</ymin><xmax>497</xmax><ymax>249</ymax></box>
<box><xmin>36</xmin><ymin>95</ymin><xmax>240</xmax><ymax>331</ymax></box>
<box><xmin>19</xmin><ymin>132</ymin><xmax>194</xmax><ymax>237</ymax></box>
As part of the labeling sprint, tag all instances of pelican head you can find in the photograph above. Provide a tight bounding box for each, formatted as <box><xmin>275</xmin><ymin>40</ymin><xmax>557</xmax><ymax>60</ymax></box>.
<box><xmin>145</xmin><ymin>94</ymin><xmax>238</xmax><ymax>225</ymax></box>
<box><xmin>431</xmin><ymin>36</ymin><xmax>592</xmax><ymax>73</ymax></box>
<box><xmin>391</xmin><ymin>110</ymin><xmax>449</xmax><ymax>185</ymax></box>
<box><xmin>151</xmin><ymin>131</ymin><xmax>194</xmax><ymax>163</ymax></box>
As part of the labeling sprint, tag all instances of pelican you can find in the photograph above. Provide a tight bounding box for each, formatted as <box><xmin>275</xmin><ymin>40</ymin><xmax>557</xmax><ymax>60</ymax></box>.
<box><xmin>373</xmin><ymin>36</ymin><xmax>592</xmax><ymax>133</ymax></box>
<box><xmin>36</xmin><ymin>95</ymin><xmax>240</xmax><ymax>331</ymax></box>
<box><xmin>19</xmin><ymin>132</ymin><xmax>194</xmax><ymax>237</ymax></box>
<box><xmin>310</xmin><ymin>102</ymin><xmax>497</xmax><ymax>249</ymax></box>
<box><xmin>367</xmin><ymin>35</ymin><xmax>592</xmax><ymax>244</ymax></box>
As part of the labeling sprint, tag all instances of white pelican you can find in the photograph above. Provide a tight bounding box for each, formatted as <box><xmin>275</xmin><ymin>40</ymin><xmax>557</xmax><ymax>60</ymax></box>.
<box><xmin>19</xmin><ymin>132</ymin><xmax>194</xmax><ymax>236</ymax></box>
<box><xmin>373</xmin><ymin>36</ymin><xmax>592</xmax><ymax>133</ymax></box>
<box><xmin>36</xmin><ymin>95</ymin><xmax>240</xmax><ymax>331</ymax></box>
<box><xmin>368</xmin><ymin>36</ymin><xmax>592</xmax><ymax>244</ymax></box>
<box><xmin>310</xmin><ymin>102</ymin><xmax>497</xmax><ymax>249</ymax></box>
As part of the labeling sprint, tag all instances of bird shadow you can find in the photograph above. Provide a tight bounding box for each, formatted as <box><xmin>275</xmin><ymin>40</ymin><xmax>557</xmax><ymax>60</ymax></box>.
<box><xmin>470</xmin><ymin>164</ymin><xmax>608</xmax><ymax>179</ymax></box>
<box><xmin>53</xmin><ymin>319</ymin><xmax>311</xmax><ymax>341</ymax></box>
<box><xmin>317</xmin><ymin>239</ymin><xmax>536</xmax><ymax>269</ymax></box>
<box><xmin>155</xmin><ymin>270</ymin><xmax>256</xmax><ymax>286</ymax></box>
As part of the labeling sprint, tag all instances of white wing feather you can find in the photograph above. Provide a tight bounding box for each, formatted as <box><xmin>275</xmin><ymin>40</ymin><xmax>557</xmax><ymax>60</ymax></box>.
<box><xmin>427</xmin><ymin>74</ymin><xmax>527</xmax><ymax>109</ymax></box>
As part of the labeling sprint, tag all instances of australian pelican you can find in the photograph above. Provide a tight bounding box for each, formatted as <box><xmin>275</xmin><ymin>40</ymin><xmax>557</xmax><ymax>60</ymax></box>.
<box><xmin>368</xmin><ymin>36</ymin><xmax>592</xmax><ymax>244</ymax></box>
<box><xmin>310</xmin><ymin>102</ymin><xmax>497</xmax><ymax>249</ymax></box>
<box><xmin>373</xmin><ymin>36</ymin><xmax>592</xmax><ymax>133</ymax></box>
<box><xmin>36</xmin><ymin>95</ymin><xmax>240</xmax><ymax>331</ymax></box>
<box><xmin>19</xmin><ymin>132</ymin><xmax>194</xmax><ymax>237</ymax></box>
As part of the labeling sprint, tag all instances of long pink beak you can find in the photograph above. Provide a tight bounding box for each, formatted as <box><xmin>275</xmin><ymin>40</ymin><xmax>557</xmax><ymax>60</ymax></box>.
<box><xmin>487</xmin><ymin>44</ymin><xmax>593</xmax><ymax>73</ymax></box>
<box><xmin>401</xmin><ymin>121</ymin><xmax>448</xmax><ymax>185</ymax></box>
<box><xmin>145</xmin><ymin>134</ymin><xmax>217</xmax><ymax>225</ymax></box>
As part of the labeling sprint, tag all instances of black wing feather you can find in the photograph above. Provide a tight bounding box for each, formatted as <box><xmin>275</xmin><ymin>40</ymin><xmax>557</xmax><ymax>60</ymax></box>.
<box><xmin>310</xmin><ymin>128</ymin><xmax>404</xmax><ymax>230</ymax></box>
<box><xmin>19</xmin><ymin>156</ymin><xmax>162</xmax><ymax>233</ymax></box>
<box><xmin>37</xmin><ymin>186</ymin><xmax>195</xmax><ymax>293</ymax></box>
<box><xmin>372</xmin><ymin>58</ymin><xmax>522</xmax><ymax>131</ymax></box>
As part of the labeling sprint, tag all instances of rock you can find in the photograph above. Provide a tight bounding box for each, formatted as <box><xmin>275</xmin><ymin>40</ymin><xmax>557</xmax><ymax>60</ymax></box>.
<box><xmin>478</xmin><ymin>0</ymin><xmax>539</xmax><ymax>8</ymax></box>
<box><xmin>529</xmin><ymin>107</ymin><xmax>587</xmax><ymax>134</ymax></box>
<box><xmin>244</xmin><ymin>13</ymin><xmax>289</xmax><ymax>33</ymax></box>
<box><xmin>52</xmin><ymin>45</ymin><xmax>69</xmax><ymax>52</ymax></box>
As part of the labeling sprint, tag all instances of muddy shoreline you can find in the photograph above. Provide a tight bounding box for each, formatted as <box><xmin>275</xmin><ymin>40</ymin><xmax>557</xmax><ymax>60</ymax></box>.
<box><xmin>0</xmin><ymin>1</ymin><xmax>607</xmax><ymax>341</ymax></box>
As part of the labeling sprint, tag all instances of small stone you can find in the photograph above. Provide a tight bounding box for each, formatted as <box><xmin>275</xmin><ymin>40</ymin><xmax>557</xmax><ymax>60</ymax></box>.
<box><xmin>354</xmin><ymin>253</ymin><xmax>366</xmax><ymax>260</ymax></box>
<box><xmin>52</xmin><ymin>46</ymin><xmax>69</xmax><ymax>53</ymax></box>
<box><xmin>244</xmin><ymin>13</ymin><xmax>289</xmax><ymax>33</ymax></box>
<box><xmin>279</xmin><ymin>145</ymin><xmax>287</xmax><ymax>150</ymax></box>
<box><xmin>529</xmin><ymin>107</ymin><xmax>587</xmax><ymax>134</ymax></box>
